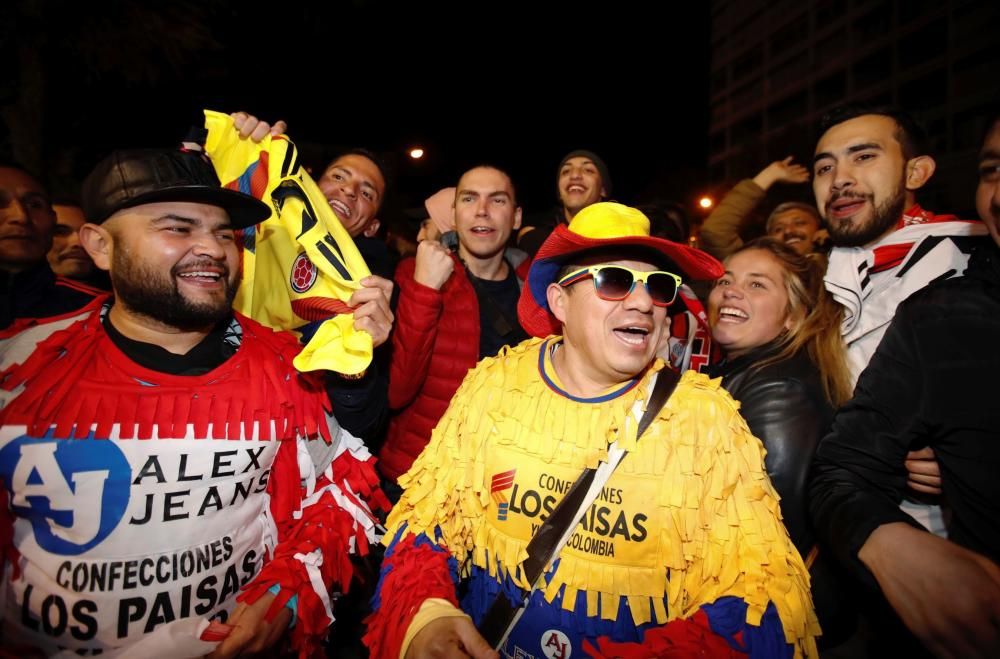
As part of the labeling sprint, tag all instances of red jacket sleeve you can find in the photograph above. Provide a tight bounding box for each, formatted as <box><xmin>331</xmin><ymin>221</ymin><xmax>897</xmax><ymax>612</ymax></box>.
<box><xmin>388</xmin><ymin>257</ymin><xmax>448</xmax><ymax>410</ymax></box>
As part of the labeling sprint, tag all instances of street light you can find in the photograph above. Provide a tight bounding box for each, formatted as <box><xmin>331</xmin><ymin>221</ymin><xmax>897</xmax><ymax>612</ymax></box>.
<box><xmin>409</xmin><ymin>148</ymin><xmax>425</xmax><ymax>160</ymax></box>
<box><xmin>698</xmin><ymin>196</ymin><xmax>714</xmax><ymax>210</ymax></box>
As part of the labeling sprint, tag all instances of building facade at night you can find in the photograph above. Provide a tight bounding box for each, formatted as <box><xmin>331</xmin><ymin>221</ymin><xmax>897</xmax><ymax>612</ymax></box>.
<box><xmin>707</xmin><ymin>0</ymin><xmax>997</xmax><ymax>214</ymax></box>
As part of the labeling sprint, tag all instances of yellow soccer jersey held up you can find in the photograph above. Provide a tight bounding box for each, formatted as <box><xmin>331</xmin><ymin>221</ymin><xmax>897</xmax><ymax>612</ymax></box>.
<box><xmin>203</xmin><ymin>109</ymin><xmax>372</xmax><ymax>375</ymax></box>
<box><xmin>385</xmin><ymin>337</ymin><xmax>820</xmax><ymax>658</ymax></box>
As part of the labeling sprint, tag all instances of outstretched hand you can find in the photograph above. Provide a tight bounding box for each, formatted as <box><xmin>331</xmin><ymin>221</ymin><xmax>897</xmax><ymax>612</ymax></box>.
<box><xmin>753</xmin><ymin>156</ymin><xmax>810</xmax><ymax>190</ymax></box>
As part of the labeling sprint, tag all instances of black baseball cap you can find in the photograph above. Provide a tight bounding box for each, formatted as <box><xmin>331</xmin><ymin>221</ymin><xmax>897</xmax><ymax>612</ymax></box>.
<box><xmin>81</xmin><ymin>148</ymin><xmax>271</xmax><ymax>229</ymax></box>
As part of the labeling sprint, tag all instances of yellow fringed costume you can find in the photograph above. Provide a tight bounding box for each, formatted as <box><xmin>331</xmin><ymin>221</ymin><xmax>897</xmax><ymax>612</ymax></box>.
<box><xmin>368</xmin><ymin>337</ymin><xmax>819</xmax><ymax>659</ymax></box>
<box><xmin>202</xmin><ymin>110</ymin><xmax>373</xmax><ymax>375</ymax></box>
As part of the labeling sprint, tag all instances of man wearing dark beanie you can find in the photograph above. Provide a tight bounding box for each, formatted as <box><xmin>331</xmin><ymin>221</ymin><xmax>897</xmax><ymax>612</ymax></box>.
<box><xmin>557</xmin><ymin>149</ymin><xmax>612</xmax><ymax>219</ymax></box>
<box><xmin>518</xmin><ymin>149</ymin><xmax>612</xmax><ymax>257</ymax></box>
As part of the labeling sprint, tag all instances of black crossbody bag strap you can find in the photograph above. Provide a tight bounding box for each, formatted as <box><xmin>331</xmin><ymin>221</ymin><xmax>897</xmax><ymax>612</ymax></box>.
<box><xmin>478</xmin><ymin>367</ymin><xmax>682</xmax><ymax>647</ymax></box>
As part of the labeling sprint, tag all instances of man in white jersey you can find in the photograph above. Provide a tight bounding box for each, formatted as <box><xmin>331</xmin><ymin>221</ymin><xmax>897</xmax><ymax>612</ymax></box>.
<box><xmin>0</xmin><ymin>146</ymin><xmax>386</xmax><ymax>657</ymax></box>
<box><xmin>813</xmin><ymin>104</ymin><xmax>989</xmax><ymax>535</ymax></box>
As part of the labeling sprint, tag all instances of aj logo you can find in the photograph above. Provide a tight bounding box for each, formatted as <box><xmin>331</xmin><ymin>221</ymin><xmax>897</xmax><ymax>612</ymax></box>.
<box><xmin>0</xmin><ymin>433</ymin><xmax>131</xmax><ymax>555</ymax></box>
<box><xmin>541</xmin><ymin>629</ymin><xmax>571</xmax><ymax>659</ymax></box>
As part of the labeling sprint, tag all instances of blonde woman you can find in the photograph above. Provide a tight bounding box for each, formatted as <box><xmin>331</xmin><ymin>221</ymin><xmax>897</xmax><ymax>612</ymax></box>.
<box><xmin>706</xmin><ymin>237</ymin><xmax>854</xmax><ymax>646</ymax></box>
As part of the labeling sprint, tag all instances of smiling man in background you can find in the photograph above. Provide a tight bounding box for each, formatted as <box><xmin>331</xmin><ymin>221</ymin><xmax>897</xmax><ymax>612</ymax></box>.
<box><xmin>47</xmin><ymin>202</ymin><xmax>101</xmax><ymax>284</ymax></box>
<box><xmin>810</xmin><ymin>110</ymin><xmax>1000</xmax><ymax>659</ymax></box>
<box><xmin>315</xmin><ymin>148</ymin><xmax>394</xmax><ymax>279</ymax></box>
<box><xmin>517</xmin><ymin>150</ymin><xmax>612</xmax><ymax>257</ymax></box>
<box><xmin>0</xmin><ymin>165</ymin><xmax>98</xmax><ymax>328</ymax></box>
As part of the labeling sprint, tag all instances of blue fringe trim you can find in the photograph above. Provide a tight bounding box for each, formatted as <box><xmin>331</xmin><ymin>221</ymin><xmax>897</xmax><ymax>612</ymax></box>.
<box><xmin>461</xmin><ymin>558</ymin><xmax>658</xmax><ymax>643</ymax></box>
<box><xmin>702</xmin><ymin>598</ymin><xmax>793</xmax><ymax>659</ymax></box>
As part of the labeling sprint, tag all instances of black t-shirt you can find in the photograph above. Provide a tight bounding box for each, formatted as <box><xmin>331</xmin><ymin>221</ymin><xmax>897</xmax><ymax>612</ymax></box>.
<box><xmin>468</xmin><ymin>265</ymin><xmax>528</xmax><ymax>359</ymax></box>
<box><xmin>1</xmin><ymin>263</ymin><xmax>97</xmax><ymax>329</ymax></box>
<box><xmin>102</xmin><ymin>311</ymin><xmax>236</xmax><ymax>376</ymax></box>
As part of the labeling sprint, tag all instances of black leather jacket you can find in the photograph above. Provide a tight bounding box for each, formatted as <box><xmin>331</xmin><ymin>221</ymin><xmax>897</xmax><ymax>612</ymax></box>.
<box><xmin>708</xmin><ymin>344</ymin><xmax>857</xmax><ymax>644</ymax></box>
<box><xmin>707</xmin><ymin>342</ymin><xmax>833</xmax><ymax>551</ymax></box>
<box><xmin>811</xmin><ymin>241</ymin><xmax>1000</xmax><ymax>575</ymax></box>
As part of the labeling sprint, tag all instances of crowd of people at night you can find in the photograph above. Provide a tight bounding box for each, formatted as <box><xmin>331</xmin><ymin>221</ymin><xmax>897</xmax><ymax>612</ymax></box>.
<box><xmin>1</xmin><ymin>102</ymin><xmax>998</xmax><ymax>659</ymax></box>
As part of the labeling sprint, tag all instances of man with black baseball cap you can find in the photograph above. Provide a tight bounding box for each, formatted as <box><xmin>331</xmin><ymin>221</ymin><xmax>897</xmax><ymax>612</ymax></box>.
<box><xmin>75</xmin><ymin>148</ymin><xmax>270</xmax><ymax>340</ymax></box>
<box><xmin>0</xmin><ymin>147</ymin><xmax>387</xmax><ymax>657</ymax></box>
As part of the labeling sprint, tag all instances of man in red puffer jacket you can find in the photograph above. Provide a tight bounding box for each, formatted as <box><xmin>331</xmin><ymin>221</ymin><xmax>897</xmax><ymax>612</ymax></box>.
<box><xmin>380</xmin><ymin>165</ymin><xmax>529</xmax><ymax>486</ymax></box>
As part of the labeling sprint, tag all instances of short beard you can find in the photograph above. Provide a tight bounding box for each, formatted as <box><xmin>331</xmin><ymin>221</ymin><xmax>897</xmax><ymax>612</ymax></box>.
<box><xmin>827</xmin><ymin>182</ymin><xmax>906</xmax><ymax>248</ymax></box>
<box><xmin>111</xmin><ymin>251</ymin><xmax>239</xmax><ymax>331</ymax></box>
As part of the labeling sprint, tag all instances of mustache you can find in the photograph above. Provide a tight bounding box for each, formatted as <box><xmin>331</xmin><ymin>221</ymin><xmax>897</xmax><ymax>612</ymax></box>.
<box><xmin>59</xmin><ymin>246</ymin><xmax>91</xmax><ymax>260</ymax></box>
<box><xmin>826</xmin><ymin>190</ymin><xmax>870</xmax><ymax>212</ymax></box>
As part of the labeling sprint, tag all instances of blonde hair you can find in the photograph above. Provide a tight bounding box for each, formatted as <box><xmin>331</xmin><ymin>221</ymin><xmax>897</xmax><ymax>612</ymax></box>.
<box><xmin>731</xmin><ymin>238</ymin><xmax>852</xmax><ymax>406</ymax></box>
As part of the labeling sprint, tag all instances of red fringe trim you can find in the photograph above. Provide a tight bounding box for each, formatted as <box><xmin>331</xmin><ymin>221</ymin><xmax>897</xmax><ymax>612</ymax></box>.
<box><xmin>239</xmin><ymin>439</ymin><xmax>389</xmax><ymax>658</ymax></box>
<box><xmin>239</xmin><ymin>487</ymin><xmax>359</xmax><ymax>658</ymax></box>
<box><xmin>583</xmin><ymin>610</ymin><xmax>747</xmax><ymax>659</ymax></box>
<box><xmin>269</xmin><ymin>440</ymin><xmax>303</xmax><ymax>526</ymax></box>
<box><xmin>362</xmin><ymin>534</ymin><xmax>460</xmax><ymax>659</ymax></box>
<box><xmin>330</xmin><ymin>450</ymin><xmax>390</xmax><ymax>515</ymax></box>
<box><xmin>0</xmin><ymin>304</ymin><xmax>331</xmax><ymax>444</ymax></box>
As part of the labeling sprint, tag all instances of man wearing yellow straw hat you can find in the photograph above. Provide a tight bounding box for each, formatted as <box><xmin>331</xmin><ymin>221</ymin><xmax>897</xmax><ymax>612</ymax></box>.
<box><xmin>365</xmin><ymin>202</ymin><xmax>819</xmax><ymax>659</ymax></box>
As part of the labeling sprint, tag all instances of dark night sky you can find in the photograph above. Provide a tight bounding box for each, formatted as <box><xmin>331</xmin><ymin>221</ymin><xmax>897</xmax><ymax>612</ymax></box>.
<box><xmin>8</xmin><ymin>2</ymin><xmax>710</xmax><ymax>221</ymax></box>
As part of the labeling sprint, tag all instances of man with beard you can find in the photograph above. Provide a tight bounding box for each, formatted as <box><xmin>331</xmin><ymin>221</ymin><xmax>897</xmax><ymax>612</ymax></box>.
<box><xmin>0</xmin><ymin>148</ymin><xmax>386</xmax><ymax>657</ymax></box>
<box><xmin>809</xmin><ymin>113</ymin><xmax>1000</xmax><ymax>658</ymax></box>
<box><xmin>813</xmin><ymin>106</ymin><xmax>990</xmax><ymax>538</ymax></box>
<box><xmin>813</xmin><ymin>105</ymin><xmax>989</xmax><ymax>381</ymax></box>
<box><xmin>813</xmin><ymin>106</ymin><xmax>989</xmax><ymax>553</ymax></box>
